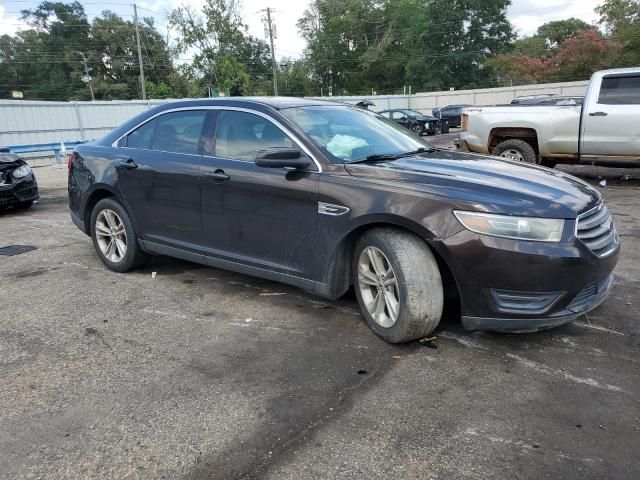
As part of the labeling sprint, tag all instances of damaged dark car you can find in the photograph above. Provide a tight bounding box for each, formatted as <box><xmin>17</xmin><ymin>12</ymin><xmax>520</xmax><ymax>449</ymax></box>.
<box><xmin>0</xmin><ymin>148</ymin><xmax>39</xmax><ymax>209</ymax></box>
<box><xmin>68</xmin><ymin>98</ymin><xmax>619</xmax><ymax>344</ymax></box>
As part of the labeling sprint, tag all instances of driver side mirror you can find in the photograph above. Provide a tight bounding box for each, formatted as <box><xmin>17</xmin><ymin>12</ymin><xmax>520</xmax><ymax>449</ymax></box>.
<box><xmin>255</xmin><ymin>147</ymin><xmax>310</xmax><ymax>169</ymax></box>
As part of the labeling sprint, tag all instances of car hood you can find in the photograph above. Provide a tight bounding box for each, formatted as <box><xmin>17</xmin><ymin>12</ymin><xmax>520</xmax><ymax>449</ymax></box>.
<box><xmin>413</xmin><ymin>115</ymin><xmax>438</xmax><ymax>122</ymax></box>
<box><xmin>344</xmin><ymin>150</ymin><xmax>600</xmax><ymax>218</ymax></box>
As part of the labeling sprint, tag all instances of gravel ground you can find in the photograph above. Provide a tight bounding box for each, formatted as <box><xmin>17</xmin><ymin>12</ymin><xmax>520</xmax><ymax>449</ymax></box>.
<box><xmin>0</xmin><ymin>165</ymin><xmax>639</xmax><ymax>480</ymax></box>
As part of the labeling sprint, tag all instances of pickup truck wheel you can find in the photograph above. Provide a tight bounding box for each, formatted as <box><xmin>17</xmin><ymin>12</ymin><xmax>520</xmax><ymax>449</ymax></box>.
<box><xmin>492</xmin><ymin>139</ymin><xmax>538</xmax><ymax>164</ymax></box>
<box><xmin>90</xmin><ymin>197</ymin><xmax>149</xmax><ymax>273</ymax></box>
<box><xmin>353</xmin><ymin>228</ymin><xmax>444</xmax><ymax>344</ymax></box>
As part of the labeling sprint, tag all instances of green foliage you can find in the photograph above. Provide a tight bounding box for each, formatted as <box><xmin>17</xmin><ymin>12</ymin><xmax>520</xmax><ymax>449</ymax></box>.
<box><xmin>597</xmin><ymin>0</ymin><xmax>640</xmax><ymax>66</ymax></box>
<box><xmin>513</xmin><ymin>36</ymin><xmax>549</xmax><ymax>57</ymax></box>
<box><xmin>168</xmin><ymin>0</ymin><xmax>273</xmax><ymax>95</ymax></box>
<box><xmin>0</xmin><ymin>2</ymin><xmax>181</xmax><ymax>100</ymax></box>
<box><xmin>536</xmin><ymin>18</ymin><xmax>592</xmax><ymax>49</ymax></box>
<box><xmin>298</xmin><ymin>0</ymin><xmax>514</xmax><ymax>94</ymax></box>
<box><xmin>489</xmin><ymin>28</ymin><xmax>622</xmax><ymax>84</ymax></box>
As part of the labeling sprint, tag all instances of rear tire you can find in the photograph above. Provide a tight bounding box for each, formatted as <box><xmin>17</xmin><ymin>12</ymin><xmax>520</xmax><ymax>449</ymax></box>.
<box><xmin>90</xmin><ymin>197</ymin><xmax>149</xmax><ymax>273</ymax></box>
<box><xmin>492</xmin><ymin>139</ymin><xmax>538</xmax><ymax>164</ymax></box>
<box><xmin>353</xmin><ymin>228</ymin><xmax>444</xmax><ymax>344</ymax></box>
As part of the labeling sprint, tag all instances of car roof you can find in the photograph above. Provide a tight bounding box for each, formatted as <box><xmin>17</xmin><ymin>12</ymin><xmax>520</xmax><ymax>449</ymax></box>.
<box><xmin>150</xmin><ymin>96</ymin><xmax>340</xmax><ymax>111</ymax></box>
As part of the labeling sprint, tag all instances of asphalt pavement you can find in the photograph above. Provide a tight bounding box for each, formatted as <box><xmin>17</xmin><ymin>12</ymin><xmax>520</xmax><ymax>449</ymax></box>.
<box><xmin>1</xmin><ymin>163</ymin><xmax>639</xmax><ymax>480</ymax></box>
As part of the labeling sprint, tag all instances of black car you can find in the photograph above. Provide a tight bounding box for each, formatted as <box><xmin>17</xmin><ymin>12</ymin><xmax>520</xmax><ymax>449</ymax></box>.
<box><xmin>378</xmin><ymin>109</ymin><xmax>440</xmax><ymax>135</ymax></box>
<box><xmin>0</xmin><ymin>148</ymin><xmax>39</xmax><ymax>209</ymax></box>
<box><xmin>68</xmin><ymin>98</ymin><xmax>619</xmax><ymax>344</ymax></box>
<box><xmin>432</xmin><ymin>104</ymin><xmax>471</xmax><ymax>128</ymax></box>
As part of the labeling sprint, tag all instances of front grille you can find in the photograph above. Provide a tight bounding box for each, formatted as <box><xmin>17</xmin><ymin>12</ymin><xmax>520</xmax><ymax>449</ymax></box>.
<box><xmin>576</xmin><ymin>203</ymin><xmax>619</xmax><ymax>257</ymax></box>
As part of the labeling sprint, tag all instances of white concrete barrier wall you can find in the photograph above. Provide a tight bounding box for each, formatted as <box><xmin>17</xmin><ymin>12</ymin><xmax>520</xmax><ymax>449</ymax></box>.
<box><xmin>313</xmin><ymin>80</ymin><xmax>589</xmax><ymax>113</ymax></box>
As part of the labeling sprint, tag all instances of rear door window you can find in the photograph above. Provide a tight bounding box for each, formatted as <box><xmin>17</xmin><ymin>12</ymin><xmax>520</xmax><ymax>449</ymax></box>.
<box><xmin>598</xmin><ymin>75</ymin><xmax>640</xmax><ymax>105</ymax></box>
<box><xmin>150</xmin><ymin>110</ymin><xmax>208</xmax><ymax>154</ymax></box>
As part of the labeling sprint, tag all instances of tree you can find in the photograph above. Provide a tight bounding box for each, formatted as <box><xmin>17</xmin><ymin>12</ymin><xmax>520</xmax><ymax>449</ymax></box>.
<box><xmin>298</xmin><ymin>0</ymin><xmax>514</xmax><ymax>94</ymax></box>
<box><xmin>553</xmin><ymin>28</ymin><xmax>622</xmax><ymax>80</ymax></box>
<box><xmin>513</xmin><ymin>36</ymin><xmax>549</xmax><ymax>57</ymax></box>
<box><xmin>169</xmin><ymin>0</ymin><xmax>272</xmax><ymax>95</ymax></box>
<box><xmin>488</xmin><ymin>28</ymin><xmax>621</xmax><ymax>84</ymax></box>
<box><xmin>17</xmin><ymin>1</ymin><xmax>91</xmax><ymax>100</ymax></box>
<box><xmin>597</xmin><ymin>0</ymin><xmax>640</xmax><ymax>66</ymax></box>
<box><xmin>536</xmin><ymin>18</ymin><xmax>592</xmax><ymax>49</ymax></box>
<box><xmin>0</xmin><ymin>1</ymin><xmax>182</xmax><ymax>100</ymax></box>
<box><xmin>89</xmin><ymin>12</ymin><xmax>174</xmax><ymax>100</ymax></box>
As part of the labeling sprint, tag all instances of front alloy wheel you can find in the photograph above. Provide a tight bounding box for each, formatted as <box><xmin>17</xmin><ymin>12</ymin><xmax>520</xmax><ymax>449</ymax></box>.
<box><xmin>411</xmin><ymin>124</ymin><xmax>424</xmax><ymax>136</ymax></box>
<box><xmin>95</xmin><ymin>209</ymin><xmax>127</xmax><ymax>263</ymax></box>
<box><xmin>357</xmin><ymin>246</ymin><xmax>400</xmax><ymax>328</ymax></box>
<box><xmin>353</xmin><ymin>228</ymin><xmax>444</xmax><ymax>343</ymax></box>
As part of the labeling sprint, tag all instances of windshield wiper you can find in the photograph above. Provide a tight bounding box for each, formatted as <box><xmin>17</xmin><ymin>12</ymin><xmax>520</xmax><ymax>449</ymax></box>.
<box><xmin>346</xmin><ymin>147</ymin><xmax>437</xmax><ymax>165</ymax></box>
<box><xmin>395</xmin><ymin>147</ymin><xmax>436</xmax><ymax>158</ymax></box>
<box><xmin>346</xmin><ymin>153</ymin><xmax>398</xmax><ymax>164</ymax></box>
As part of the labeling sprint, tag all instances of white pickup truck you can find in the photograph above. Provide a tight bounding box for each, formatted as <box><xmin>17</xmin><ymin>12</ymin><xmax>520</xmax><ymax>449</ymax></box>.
<box><xmin>459</xmin><ymin>67</ymin><xmax>640</xmax><ymax>167</ymax></box>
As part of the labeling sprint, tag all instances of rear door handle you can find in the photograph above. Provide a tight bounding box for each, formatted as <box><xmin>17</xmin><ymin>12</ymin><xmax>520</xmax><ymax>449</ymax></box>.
<box><xmin>116</xmin><ymin>158</ymin><xmax>138</xmax><ymax>170</ymax></box>
<box><xmin>588</xmin><ymin>111</ymin><xmax>608</xmax><ymax>116</ymax></box>
<box><xmin>206</xmin><ymin>169</ymin><xmax>230</xmax><ymax>182</ymax></box>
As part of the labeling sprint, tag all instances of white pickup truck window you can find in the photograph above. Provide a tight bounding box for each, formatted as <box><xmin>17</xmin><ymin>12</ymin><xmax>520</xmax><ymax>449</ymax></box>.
<box><xmin>598</xmin><ymin>75</ymin><xmax>640</xmax><ymax>105</ymax></box>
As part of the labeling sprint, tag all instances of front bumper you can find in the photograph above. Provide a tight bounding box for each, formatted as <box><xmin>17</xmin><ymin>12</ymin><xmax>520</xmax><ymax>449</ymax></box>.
<box><xmin>433</xmin><ymin>227</ymin><xmax>619</xmax><ymax>332</ymax></box>
<box><xmin>461</xmin><ymin>274</ymin><xmax>613</xmax><ymax>332</ymax></box>
<box><xmin>0</xmin><ymin>174</ymin><xmax>39</xmax><ymax>206</ymax></box>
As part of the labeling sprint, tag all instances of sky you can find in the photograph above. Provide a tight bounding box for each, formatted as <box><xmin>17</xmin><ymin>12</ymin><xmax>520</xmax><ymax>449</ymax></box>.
<box><xmin>0</xmin><ymin>0</ymin><xmax>605</xmax><ymax>59</ymax></box>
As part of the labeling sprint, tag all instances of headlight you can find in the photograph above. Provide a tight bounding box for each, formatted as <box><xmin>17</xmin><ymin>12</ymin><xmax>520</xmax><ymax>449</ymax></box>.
<box><xmin>12</xmin><ymin>164</ymin><xmax>32</xmax><ymax>179</ymax></box>
<box><xmin>424</xmin><ymin>122</ymin><xmax>430</xmax><ymax>129</ymax></box>
<box><xmin>454</xmin><ymin>210</ymin><xmax>565</xmax><ymax>242</ymax></box>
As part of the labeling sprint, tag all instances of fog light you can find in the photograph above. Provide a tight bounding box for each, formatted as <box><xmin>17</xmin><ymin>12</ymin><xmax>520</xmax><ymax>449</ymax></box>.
<box><xmin>491</xmin><ymin>289</ymin><xmax>564</xmax><ymax>314</ymax></box>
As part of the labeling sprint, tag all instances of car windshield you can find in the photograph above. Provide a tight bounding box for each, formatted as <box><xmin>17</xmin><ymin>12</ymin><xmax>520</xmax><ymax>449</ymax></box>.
<box><xmin>403</xmin><ymin>109</ymin><xmax>424</xmax><ymax>117</ymax></box>
<box><xmin>281</xmin><ymin>105</ymin><xmax>433</xmax><ymax>163</ymax></box>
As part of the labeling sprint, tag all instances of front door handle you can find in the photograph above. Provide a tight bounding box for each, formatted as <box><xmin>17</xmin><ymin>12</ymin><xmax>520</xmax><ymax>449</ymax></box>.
<box><xmin>588</xmin><ymin>111</ymin><xmax>608</xmax><ymax>116</ymax></box>
<box><xmin>206</xmin><ymin>169</ymin><xmax>230</xmax><ymax>182</ymax></box>
<box><xmin>116</xmin><ymin>158</ymin><xmax>138</xmax><ymax>170</ymax></box>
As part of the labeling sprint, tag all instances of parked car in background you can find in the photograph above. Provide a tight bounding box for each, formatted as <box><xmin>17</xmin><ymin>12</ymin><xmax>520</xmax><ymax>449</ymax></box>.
<box><xmin>459</xmin><ymin>67</ymin><xmax>640</xmax><ymax>167</ymax></box>
<box><xmin>69</xmin><ymin>97</ymin><xmax>618</xmax><ymax>344</ymax></box>
<box><xmin>432</xmin><ymin>104</ymin><xmax>471</xmax><ymax>128</ymax></box>
<box><xmin>378</xmin><ymin>109</ymin><xmax>441</xmax><ymax>135</ymax></box>
<box><xmin>510</xmin><ymin>95</ymin><xmax>584</xmax><ymax>105</ymax></box>
<box><xmin>0</xmin><ymin>148</ymin><xmax>39</xmax><ymax>209</ymax></box>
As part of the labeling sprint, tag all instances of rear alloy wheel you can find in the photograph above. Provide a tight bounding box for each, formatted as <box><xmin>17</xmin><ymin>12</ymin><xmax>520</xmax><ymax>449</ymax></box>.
<box><xmin>91</xmin><ymin>197</ymin><xmax>149</xmax><ymax>272</ymax></box>
<box><xmin>95</xmin><ymin>209</ymin><xmax>127</xmax><ymax>263</ymax></box>
<box><xmin>411</xmin><ymin>123</ymin><xmax>424</xmax><ymax>136</ymax></box>
<box><xmin>492</xmin><ymin>139</ymin><xmax>538</xmax><ymax>164</ymax></box>
<box><xmin>354</xmin><ymin>228</ymin><xmax>444</xmax><ymax>343</ymax></box>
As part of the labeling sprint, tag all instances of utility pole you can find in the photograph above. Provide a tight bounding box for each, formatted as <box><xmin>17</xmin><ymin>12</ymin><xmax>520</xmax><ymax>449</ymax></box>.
<box><xmin>133</xmin><ymin>3</ymin><xmax>146</xmax><ymax>100</ymax></box>
<box><xmin>263</xmin><ymin>8</ymin><xmax>278</xmax><ymax>96</ymax></box>
<box><xmin>79</xmin><ymin>52</ymin><xmax>95</xmax><ymax>101</ymax></box>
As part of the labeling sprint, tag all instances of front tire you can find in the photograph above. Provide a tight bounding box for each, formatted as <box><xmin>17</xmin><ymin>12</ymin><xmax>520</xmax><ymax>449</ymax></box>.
<box><xmin>410</xmin><ymin>123</ymin><xmax>424</xmax><ymax>136</ymax></box>
<box><xmin>492</xmin><ymin>139</ymin><xmax>538</xmax><ymax>164</ymax></box>
<box><xmin>353</xmin><ymin>228</ymin><xmax>444</xmax><ymax>344</ymax></box>
<box><xmin>90</xmin><ymin>197</ymin><xmax>149</xmax><ymax>272</ymax></box>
